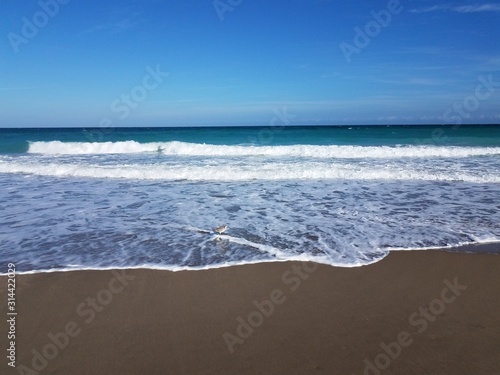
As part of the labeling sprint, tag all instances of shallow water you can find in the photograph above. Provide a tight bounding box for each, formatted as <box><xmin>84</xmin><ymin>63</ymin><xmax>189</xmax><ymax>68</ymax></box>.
<box><xmin>1</xmin><ymin>126</ymin><xmax>499</xmax><ymax>273</ymax></box>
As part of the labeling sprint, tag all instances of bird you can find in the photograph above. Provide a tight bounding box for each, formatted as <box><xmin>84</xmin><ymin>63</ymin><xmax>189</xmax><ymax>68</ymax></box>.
<box><xmin>213</xmin><ymin>224</ymin><xmax>228</xmax><ymax>235</ymax></box>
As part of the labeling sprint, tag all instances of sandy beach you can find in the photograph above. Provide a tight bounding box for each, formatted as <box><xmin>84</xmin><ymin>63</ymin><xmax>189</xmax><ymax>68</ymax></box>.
<box><xmin>1</xmin><ymin>246</ymin><xmax>499</xmax><ymax>375</ymax></box>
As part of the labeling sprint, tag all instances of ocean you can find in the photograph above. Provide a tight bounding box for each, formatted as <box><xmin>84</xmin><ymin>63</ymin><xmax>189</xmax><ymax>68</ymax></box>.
<box><xmin>1</xmin><ymin>125</ymin><xmax>499</xmax><ymax>273</ymax></box>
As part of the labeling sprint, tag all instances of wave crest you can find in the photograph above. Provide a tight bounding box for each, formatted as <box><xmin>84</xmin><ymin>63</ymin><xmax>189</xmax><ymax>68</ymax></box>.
<box><xmin>1</xmin><ymin>160</ymin><xmax>499</xmax><ymax>183</ymax></box>
<box><xmin>27</xmin><ymin>141</ymin><xmax>500</xmax><ymax>158</ymax></box>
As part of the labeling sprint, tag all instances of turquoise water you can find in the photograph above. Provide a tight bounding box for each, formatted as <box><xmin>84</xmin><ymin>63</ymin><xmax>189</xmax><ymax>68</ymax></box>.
<box><xmin>1</xmin><ymin>125</ymin><xmax>500</xmax><ymax>154</ymax></box>
<box><xmin>1</xmin><ymin>125</ymin><xmax>499</xmax><ymax>273</ymax></box>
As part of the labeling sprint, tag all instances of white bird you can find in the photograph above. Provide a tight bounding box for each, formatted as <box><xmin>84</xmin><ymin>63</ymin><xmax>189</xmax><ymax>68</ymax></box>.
<box><xmin>213</xmin><ymin>224</ymin><xmax>228</xmax><ymax>235</ymax></box>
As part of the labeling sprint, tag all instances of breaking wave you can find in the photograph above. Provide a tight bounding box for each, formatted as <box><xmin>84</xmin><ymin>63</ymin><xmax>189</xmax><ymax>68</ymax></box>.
<box><xmin>1</xmin><ymin>159</ymin><xmax>499</xmax><ymax>183</ymax></box>
<box><xmin>27</xmin><ymin>141</ymin><xmax>500</xmax><ymax>158</ymax></box>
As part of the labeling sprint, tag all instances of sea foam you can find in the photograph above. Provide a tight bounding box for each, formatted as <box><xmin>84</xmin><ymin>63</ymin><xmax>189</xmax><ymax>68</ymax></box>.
<box><xmin>27</xmin><ymin>140</ymin><xmax>500</xmax><ymax>158</ymax></box>
<box><xmin>2</xmin><ymin>137</ymin><xmax>499</xmax><ymax>274</ymax></box>
<box><xmin>1</xmin><ymin>159</ymin><xmax>499</xmax><ymax>183</ymax></box>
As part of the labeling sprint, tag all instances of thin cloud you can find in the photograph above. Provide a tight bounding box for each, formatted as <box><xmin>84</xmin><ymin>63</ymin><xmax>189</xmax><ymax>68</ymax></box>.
<box><xmin>410</xmin><ymin>3</ymin><xmax>500</xmax><ymax>13</ymax></box>
<box><xmin>374</xmin><ymin>78</ymin><xmax>447</xmax><ymax>86</ymax></box>
<box><xmin>79</xmin><ymin>17</ymin><xmax>141</xmax><ymax>35</ymax></box>
<box><xmin>78</xmin><ymin>7</ymin><xmax>143</xmax><ymax>36</ymax></box>
<box><xmin>454</xmin><ymin>3</ymin><xmax>500</xmax><ymax>11</ymax></box>
<box><xmin>410</xmin><ymin>4</ymin><xmax>451</xmax><ymax>13</ymax></box>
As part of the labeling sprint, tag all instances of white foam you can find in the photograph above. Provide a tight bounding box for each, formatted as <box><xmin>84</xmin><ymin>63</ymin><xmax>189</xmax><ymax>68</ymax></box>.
<box><xmin>27</xmin><ymin>141</ymin><xmax>500</xmax><ymax>158</ymax></box>
<box><xmin>2</xmin><ymin>255</ymin><xmax>373</xmax><ymax>276</ymax></box>
<box><xmin>3</xmin><ymin>140</ymin><xmax>499</xmax><ymax>274</ymax></box>
<box><xmin>1</xmin><ymin>159</ymin><xmax>499</xmax><ymax>183</ymax></box>
<box><xmin>28</xmin><ymin>140</ymin><xmax>160</xmax><ymax>155</ymax></box>
<box><xmin>2</xmin><ymin>170</ymin><xmax>499</xmax><ymax>274</ymax></box>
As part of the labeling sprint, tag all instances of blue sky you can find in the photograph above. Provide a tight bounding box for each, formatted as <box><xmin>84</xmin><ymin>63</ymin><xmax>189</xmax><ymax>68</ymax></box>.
<box><xmin>1</xmin><ymin>0</ymin><xmax>499</xmax><ymax>127</ymax></box>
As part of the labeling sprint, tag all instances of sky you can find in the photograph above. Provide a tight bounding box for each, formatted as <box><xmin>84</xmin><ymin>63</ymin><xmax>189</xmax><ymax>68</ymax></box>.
<box><xmin>1</xmin><ymin>0</ymin><xmax>499</xmax><ymax>127</ymax></box>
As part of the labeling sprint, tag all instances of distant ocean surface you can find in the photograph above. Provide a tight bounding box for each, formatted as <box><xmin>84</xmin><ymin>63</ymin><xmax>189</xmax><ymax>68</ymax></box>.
<box><xmin>1</xmin><ymin>125</ymin><xmax>499</xmax><ymax>273</ymax></box>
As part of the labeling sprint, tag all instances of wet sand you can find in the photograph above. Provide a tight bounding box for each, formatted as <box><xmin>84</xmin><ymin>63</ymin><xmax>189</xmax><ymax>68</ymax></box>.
<box><xmin>1</xmin><ymin>246</ymin><xmax>499</xmax><ymax>375</ymax></box>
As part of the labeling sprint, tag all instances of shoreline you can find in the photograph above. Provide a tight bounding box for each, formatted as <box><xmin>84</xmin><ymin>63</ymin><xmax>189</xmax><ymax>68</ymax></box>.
<box><xmin>4</xmin><ymin>241</ymin><xmax>500</xmax><ymax>276</ymax></box>
<box><xmin>1</xmin><ymin>248</ymin><xmax>499</xmax><ymax>374</ymax></box>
